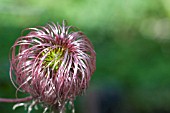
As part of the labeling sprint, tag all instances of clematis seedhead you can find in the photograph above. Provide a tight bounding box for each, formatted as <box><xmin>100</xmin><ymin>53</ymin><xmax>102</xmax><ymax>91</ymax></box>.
<box><xmin>9</xmin><ymin>20</ymin><xmax>96</xmax><ymax>113</ymax></box>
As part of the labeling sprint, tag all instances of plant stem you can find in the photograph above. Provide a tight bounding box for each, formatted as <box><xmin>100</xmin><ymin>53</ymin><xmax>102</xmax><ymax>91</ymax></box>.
<box><xmin>0</xmin><ymin>96</ymin><xmax>33</xmax><ymax>103</ymax></box>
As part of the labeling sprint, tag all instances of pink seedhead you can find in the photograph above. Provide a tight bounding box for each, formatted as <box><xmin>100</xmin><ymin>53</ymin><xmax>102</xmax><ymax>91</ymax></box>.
<box><xmin>8</xmin><ymin>20</ymin><xmax>96</xmax><ymax>113</ymax></box>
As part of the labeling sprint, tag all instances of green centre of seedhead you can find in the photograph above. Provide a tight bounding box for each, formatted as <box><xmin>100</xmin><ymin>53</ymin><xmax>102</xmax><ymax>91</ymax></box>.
<box><xmin>42</xmin><ymin>47</ymin><xmax>65</xmax><ymax>71</ymax></box>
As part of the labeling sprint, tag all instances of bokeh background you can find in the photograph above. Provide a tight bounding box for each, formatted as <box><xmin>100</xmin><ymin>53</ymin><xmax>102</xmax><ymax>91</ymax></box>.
<box><xmin>1</xmin><ymin>0</ymin><xmax>170</xmax><ymax>113</ymax></box>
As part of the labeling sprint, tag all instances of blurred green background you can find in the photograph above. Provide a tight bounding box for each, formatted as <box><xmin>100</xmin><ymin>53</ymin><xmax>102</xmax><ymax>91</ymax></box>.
<box><xmin>1</xmin><ymin>0</ymin><xmax>170</xmax><ymax>113</ymax></box>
